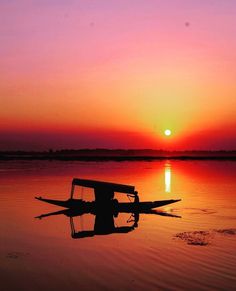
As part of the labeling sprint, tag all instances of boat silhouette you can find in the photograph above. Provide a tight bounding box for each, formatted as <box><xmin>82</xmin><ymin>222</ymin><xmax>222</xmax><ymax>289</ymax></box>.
<box><xmin>35</xmin><ymin>178</ymin><xmax>181</xmax><ymax>239</ymax></box>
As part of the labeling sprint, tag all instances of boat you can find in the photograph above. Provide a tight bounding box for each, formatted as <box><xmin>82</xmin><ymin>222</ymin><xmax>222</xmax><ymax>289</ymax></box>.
<box><xmin>35</xmin><ymin>179</ymin><xmax>181</xmax><ymax>239</ymax></box>
<box><xmin>35</xmin><ymin>178</ymin><xmax>181</xmax><ymax>211</ymax></box>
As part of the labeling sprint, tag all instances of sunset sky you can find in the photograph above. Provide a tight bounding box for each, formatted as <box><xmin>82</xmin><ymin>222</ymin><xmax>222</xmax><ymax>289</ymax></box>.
<box><xmin>1</xmin><ymin>0</ymin><xmax>236</xmax><ymax>150</ymax></box>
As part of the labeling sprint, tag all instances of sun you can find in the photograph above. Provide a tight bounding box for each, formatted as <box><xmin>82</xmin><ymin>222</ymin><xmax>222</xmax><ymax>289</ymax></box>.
<box><xmin>164</xmin><ymin>129</ymin><xmax>171</xmax><ymax>136</ymax></box>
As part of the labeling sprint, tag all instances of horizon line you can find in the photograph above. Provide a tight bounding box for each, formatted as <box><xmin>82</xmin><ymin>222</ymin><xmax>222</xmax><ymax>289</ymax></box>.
<box><xmin>1</xmin><ymin>148</ymin><xmax>236</xmax><ymax>153</ymax></box>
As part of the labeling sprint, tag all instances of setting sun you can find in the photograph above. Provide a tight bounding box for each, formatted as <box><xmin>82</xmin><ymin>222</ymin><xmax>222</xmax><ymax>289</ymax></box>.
<box><xmin>164</xmin><ymin>129</ymin><xmax>172</xmax><ymax>136</ymax></box>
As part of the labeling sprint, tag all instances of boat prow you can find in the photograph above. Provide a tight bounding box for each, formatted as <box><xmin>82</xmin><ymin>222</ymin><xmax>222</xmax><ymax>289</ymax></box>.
<box><xmin>35</xmin><ymin>196</ymin><xmax>86</xmax><ymax>208</ymax></box>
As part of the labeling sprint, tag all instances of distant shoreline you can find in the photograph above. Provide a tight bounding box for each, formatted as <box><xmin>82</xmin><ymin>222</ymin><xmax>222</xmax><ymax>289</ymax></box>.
<box><xmin>1</xmin><ymin>156</ymin><xmax>236</xmax><ymax>161</ymax></box>
<box><xmin>1</xmin><ymin>149</ymin><xmax>236</xmax><ymax>161</ymax></box>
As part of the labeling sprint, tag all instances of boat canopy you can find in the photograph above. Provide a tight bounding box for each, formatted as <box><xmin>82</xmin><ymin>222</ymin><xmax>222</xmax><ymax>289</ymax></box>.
<box><xmin>72</xmin><ymin>178</ymin><xmax>135</xmax><ymax>194</ymax></box>
<box><xmin>71</xmin><ymin>178</ymin><xmax>136</xmax><ymax>201</ymax></box>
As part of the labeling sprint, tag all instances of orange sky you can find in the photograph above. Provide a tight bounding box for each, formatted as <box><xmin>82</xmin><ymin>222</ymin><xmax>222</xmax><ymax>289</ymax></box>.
<box><xmin>0</xmin><ymin>1</ymin><xmax>236</xmax><ymax>150</ymax></box>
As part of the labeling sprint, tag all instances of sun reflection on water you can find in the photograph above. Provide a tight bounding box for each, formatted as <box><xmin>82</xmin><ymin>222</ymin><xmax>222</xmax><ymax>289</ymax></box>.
<box><xmin>165</xmin><ymin>162</ymin><xmax>171</xmax><ymax>193</ymax></box>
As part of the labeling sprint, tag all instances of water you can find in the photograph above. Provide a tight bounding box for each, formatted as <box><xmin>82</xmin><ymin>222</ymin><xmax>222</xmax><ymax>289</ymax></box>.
<box><xmin>0</xmin><ymin>160</ymin><xmax>236</xmax><ymax>290</ymax></box>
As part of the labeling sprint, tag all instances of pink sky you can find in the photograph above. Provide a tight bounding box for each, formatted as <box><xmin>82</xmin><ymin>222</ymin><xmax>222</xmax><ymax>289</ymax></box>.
<box><xmin>0</xmin><ymin>1</ymin><xmax>236</xmax><ymax>150</ymax></box>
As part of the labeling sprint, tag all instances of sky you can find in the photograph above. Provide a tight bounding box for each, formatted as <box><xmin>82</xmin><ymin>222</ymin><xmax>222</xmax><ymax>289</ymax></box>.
<box><xmin>0</xmin><ymin>0</ymin><xmax>236</xmax><ymax>150</ymax></box>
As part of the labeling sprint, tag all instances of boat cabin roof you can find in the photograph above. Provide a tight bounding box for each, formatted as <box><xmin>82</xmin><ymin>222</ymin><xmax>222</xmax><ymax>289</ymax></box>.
<box><xmin>72</xmin><ymin>178</ymin><xmax>135</xmax><ymax>194</ymax></box>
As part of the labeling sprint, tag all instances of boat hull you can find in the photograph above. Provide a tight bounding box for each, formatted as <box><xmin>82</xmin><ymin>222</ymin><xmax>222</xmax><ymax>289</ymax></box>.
<box><xmin>35</xmin><ymin>196</ymin><xmax>181</xmax><ymax>212</ymax></box>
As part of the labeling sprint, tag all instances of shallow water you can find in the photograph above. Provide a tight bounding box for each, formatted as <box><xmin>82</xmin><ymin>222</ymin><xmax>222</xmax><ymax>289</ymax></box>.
<box><xmin>0</xmin><ymin>160</ymin><xmax>236</xmax><ymax>290</ymax></box>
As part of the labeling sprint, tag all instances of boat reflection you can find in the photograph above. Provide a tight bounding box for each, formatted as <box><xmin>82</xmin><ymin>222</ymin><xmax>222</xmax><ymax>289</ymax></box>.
<box><xmin>36</xmin><ymin>201</ymin><xmax>180</xmax><ymax>239</ymax></box>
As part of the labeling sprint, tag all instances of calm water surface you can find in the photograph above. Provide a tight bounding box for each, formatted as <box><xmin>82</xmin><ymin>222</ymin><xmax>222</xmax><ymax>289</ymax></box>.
<box><xmin>0</xmin><ymin>160</ymin><xmax>236</xmax><ymax>290</ymax></box>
